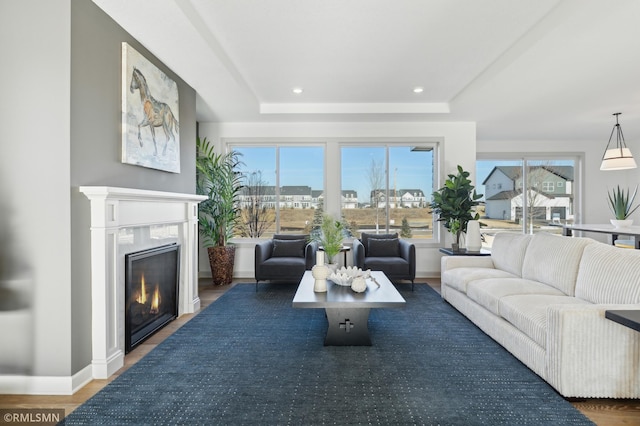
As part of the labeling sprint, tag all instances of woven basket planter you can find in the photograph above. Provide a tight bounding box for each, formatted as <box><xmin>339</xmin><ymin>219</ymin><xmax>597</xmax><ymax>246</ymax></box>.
<box><xmin>207</xmin><ymin>246</ymin><xmax>235</xmax><ymax>285</ymax></box>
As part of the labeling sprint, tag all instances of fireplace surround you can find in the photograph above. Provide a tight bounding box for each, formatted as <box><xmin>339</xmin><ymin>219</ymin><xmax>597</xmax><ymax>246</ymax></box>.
<box><xmin>80</xmin><ymin>186</ymin><xmax>206</xmax><ymax>379</ymax></box>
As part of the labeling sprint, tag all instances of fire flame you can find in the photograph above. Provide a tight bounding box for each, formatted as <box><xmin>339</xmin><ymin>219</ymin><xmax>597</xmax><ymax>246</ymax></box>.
<box><xmin>136</xmin><ymin>275</ymin><xmax>147</xmax><ymax>304</ymax></box>
<box><xmin>150</xmin><ymin>285</ymin><xmax>160</xmax><ymax>314</ymax></box>
<box><xmin>134</xmin><ymin>274</ymin><xmax>161</xmax><ymax>313</ymax></box>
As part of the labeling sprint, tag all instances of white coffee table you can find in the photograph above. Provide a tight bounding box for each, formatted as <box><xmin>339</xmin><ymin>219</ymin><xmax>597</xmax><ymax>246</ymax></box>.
<box><xmin>292</xmin><ymin>270</ymin><xmax>406</xmax><ymax>345</ymax></box>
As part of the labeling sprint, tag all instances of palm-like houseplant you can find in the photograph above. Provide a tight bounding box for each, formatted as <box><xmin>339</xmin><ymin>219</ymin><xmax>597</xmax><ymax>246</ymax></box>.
<box><xmin>607</xmin><ymin>185</ymin><xmax>639</xmax><ymax>225</ymax></box>
<box><xmin>196</xmin><ymin>137</ymin><xmax>244</xmax><ymax>285</ymax></box>
<box><xmin>311</xmin><ymin>214</ymin><xmax>345</xmax><ymax>267</ymax></box>
<box><xmin>430</xmin><ymin>165</ymin><xmax>483</xmax><ymax>250</ymax></box>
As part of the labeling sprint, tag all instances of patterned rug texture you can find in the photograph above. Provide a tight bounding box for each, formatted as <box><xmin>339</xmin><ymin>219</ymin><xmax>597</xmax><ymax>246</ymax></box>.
<box><xmin>64</xmin><ymin>282</ymin><xmax>593</xmax><ymax>425</ymax></box>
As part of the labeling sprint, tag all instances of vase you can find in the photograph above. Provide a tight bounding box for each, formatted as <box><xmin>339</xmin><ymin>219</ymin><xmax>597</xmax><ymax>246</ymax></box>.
<box><xmin>466</xmin><ymin>220</ymin><xmax>482</xmax><ymax>252</ymax></box>
<box><xmin>326</xmin><ymin>263</ymin><xmax>339</xmax><ymax>273</ymax></box>
<box><xmin>611</xmin><ymin>219</ymin><xmax>633</xmax><ymax>229</ymax></box>
<box><xmin>312</xmin><ymin>251</ymin><xmax>329</xmax><ymax>292</ymax></box>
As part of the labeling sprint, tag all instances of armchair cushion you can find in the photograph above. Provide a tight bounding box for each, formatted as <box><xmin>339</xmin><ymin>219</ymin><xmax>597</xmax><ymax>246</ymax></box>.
<box><xmin>361</xmin><ymin>232</ymin><xmax>398</xmax><ymax>256</ymax></box>
<box><xmin>367</xmin><ymin>237</ymin><xmax>400</xmax><ymax>257</ymax></box>
<box><xmin>272</xmin><ymin>238</ymin><xmax>306</xmax><ymax>258</ymax></box>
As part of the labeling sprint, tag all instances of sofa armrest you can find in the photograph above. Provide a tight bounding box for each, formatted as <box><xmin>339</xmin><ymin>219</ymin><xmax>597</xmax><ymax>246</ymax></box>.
<box><xmin>546</xmin><ymin>303</ymin><xmax>640</xmax><ymax>398</ymax></box>
<box><xmin>254</xmin><ymin>240</ymin><xmax>274</xmax><ymax>280</ymax></box>
<box><xmin>304</xmin><ymin>241</ymin><xmax>319</xmax><ymax>270</ymax></box>
<box><xmin>352</xmin><ymin>239</ymin><xmax>365</xmax><ymax>268</ymax></box>
<box><xmin>399</xmin><ymin>239</ymin><xmax>416</xmax><ymax>280</ymax></box>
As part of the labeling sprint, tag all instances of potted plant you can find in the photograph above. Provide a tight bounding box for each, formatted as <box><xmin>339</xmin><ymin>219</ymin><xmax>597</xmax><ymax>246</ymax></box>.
<box><xmin>310</xmin><ymin>214</ymin><xmax>345</xmax><ymax>270</ymax></box>
<box><xmin>196</xmin><ymin>137</ymin><xmax>244</xmax><ymax>285</ymax></box>
<box><xmin>607</xmin><ymin>184</ymin><xmax>639</xmax><ymax>228</ymax></box>
<box><xmin>429</xmin><ymin>165</ymin><xmax>483</xmax><ymax>251</ymax></box>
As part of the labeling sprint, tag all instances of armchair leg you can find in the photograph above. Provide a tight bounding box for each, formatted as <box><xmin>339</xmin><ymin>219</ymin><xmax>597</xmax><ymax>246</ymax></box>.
<box><xmin>411</xmin><ymin>280</ymin><xmax>414</xmax><ymax>291</ymax></box>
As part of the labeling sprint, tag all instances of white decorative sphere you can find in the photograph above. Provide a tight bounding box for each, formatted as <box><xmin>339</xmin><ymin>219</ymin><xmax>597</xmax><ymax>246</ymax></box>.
<box><xmin>351</xmin><ymin>276</ymin><xmax>367</xmax><ymax>293</ymax></box>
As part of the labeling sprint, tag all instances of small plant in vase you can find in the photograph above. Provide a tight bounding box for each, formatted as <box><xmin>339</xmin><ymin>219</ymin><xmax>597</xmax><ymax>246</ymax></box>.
<box><xmin>310</xmin><ymin>214</ymin><xmax>344</xmax><ymax>271</ymax></box>
<box><xmin>607</xmin><ymin>185</ymin><xmax>639</xmax><ymax>228</ymax></box>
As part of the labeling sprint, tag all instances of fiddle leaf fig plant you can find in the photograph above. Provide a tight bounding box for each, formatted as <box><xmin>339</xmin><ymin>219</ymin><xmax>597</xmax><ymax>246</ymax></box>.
<box><xmin>430</xmin><ymin>165</ymin><xmax>483</xmax><ymax>247</ymax></box>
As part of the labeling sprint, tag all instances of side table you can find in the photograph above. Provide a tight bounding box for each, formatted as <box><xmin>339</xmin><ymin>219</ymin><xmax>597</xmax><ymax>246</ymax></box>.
<box><xmin>439</xmin><ymin>248</ymin><xmax>491</xmax><ymax>256</ymax></box>
<box><xmin>320</xmin><ymin>245</ymin><xmax>351</xmax><ymax>266</ymax></box>
<box><xmin>605</xmin><ymin>310</ymin><xmax>640</xmax><ymax>332</ymax></box>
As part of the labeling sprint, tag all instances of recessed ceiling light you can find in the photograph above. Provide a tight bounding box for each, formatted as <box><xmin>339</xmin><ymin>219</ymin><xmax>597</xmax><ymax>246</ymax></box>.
<box><xmin>292</xmin><ymin>87</ymin><xmax>303</xmax><ymax>94</ymax></box>
<box><xmin>413</xmin><ymin>87</ymin><xmax>424</xmax><ymax>94</ymax></box>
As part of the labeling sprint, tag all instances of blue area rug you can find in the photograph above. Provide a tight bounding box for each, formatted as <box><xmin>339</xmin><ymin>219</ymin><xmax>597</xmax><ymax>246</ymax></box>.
<box><xmin>64</xmin><ymin>283</ymin><xmax>593</xmax><ymax>425</ymax></box>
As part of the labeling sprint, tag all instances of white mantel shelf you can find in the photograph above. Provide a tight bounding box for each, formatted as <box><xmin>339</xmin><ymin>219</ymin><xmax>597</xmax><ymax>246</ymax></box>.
<box><xmin>80</xmin><ymin>186</ymin><xmax>206</xmax><ymax>379</ymax></box>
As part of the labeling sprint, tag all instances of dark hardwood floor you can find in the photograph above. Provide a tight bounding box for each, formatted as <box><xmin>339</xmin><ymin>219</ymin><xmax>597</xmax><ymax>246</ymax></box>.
<box><xmin>0</xmin><ymin>279</ymin><xmax>638</xmax><ymax>425</ymax></box>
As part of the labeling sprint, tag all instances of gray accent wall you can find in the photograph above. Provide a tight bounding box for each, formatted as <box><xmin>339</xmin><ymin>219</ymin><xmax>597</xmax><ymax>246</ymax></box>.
<box><xmin>70</xmin><ymin>0</ymin><xmax>196</xmax><ymax>375</ymax></box>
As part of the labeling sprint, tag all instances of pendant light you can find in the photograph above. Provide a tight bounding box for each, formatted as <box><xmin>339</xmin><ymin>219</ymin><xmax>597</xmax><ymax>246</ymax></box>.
<box><xmin>600</xmin><ymin>112</ymin><xmax>637</xmax><ymax>171</ymax></box>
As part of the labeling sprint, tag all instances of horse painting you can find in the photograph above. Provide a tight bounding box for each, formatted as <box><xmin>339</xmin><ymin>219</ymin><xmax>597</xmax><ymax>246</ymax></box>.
<box><xmin>129</xmin><ymin>67</ymin><xmax>179</xmax><ymax>156</ymax></box>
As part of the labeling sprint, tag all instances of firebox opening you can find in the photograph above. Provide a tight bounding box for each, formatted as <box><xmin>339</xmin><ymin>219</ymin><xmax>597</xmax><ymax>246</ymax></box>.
<box><xmin>125</xmin><ymin>243</ymin><xmax>180</xmax><ymax>353</ymax></box>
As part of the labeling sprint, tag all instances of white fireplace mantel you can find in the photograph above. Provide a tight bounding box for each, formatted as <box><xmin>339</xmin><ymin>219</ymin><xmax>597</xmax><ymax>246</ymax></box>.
<box><xmin>80</xmin><ymin>186</ymin><xmax>206</xmax><ymax>379</ymax></box>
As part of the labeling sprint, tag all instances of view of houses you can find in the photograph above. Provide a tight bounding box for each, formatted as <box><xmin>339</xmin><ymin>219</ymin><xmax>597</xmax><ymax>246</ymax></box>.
<box><xmin>482</xmin><ymin>165</ymin><xmax>574</xmax><ymax>223</ymax></box>
<box><xmin>238</xmin><ymin>186</ymin><xmax>427</xmax><ymax>210</ymax></box>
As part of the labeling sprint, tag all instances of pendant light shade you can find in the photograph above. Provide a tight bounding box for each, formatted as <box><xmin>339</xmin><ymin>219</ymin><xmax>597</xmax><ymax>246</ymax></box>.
<box><xmin>600</xmin><ymin>113</ymin><xmax>637</xmax><ymax>171</ymax></box>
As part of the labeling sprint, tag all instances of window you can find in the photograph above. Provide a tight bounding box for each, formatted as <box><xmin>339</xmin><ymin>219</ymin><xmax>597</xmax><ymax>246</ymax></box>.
<box><xmin>232</xmin><ymin>145</ymin><xmax>324</xmax><ymax>238</ymax></box>
<box><xmin>477</xmin><ymin>156</ymin><xmax>579</xmax><ymax>242</ymax></box>
<box><xmin>542</xmin><ymin>181</ymin><xmax>555</xmax><ymax>192</ymax></box>
<box><xmin>340</xmin><ymin>145</ymin><xmax>435</xmax><ymax>239</ymax></box>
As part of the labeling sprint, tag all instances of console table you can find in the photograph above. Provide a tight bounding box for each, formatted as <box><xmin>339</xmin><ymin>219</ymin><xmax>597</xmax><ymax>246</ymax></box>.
<box><xmin>555</xmin><ymin>223</ymin><xmax>640</xmax><ymax>249</ymax></box>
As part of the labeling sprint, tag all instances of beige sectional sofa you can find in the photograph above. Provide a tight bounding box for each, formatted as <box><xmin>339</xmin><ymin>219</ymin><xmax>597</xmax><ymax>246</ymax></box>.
<box><xmin>441</xmin><ymin>232</ymin><xmax>640</xmax><ymax>398</ymax></box>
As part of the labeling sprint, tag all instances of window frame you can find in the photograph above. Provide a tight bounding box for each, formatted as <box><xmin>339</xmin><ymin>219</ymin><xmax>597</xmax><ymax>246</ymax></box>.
<box><xmin>225</xmin><ymin>138</ymin><xmax>442</xmax><ymax>246</ymax></box>
<box><xmin>339</xmin><ymin>139</ymin><xmax>441</xmax><ymax>246</ymax></box>
<box><xmin>476</xmin><ymin>152</ymin><xmax>584</xmax><ymax>235</ymax></box>
<box><xmin>226</xmin><ymin>139</ymin><xmax>327</xmax><ymax>239</ymax></box>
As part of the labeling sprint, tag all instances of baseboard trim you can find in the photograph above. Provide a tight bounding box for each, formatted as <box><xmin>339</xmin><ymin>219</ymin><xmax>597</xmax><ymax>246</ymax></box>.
<box><xmin>0</xmin><ymin>364</ymin><xmax>93</xmax><ymax>395</ymax></box>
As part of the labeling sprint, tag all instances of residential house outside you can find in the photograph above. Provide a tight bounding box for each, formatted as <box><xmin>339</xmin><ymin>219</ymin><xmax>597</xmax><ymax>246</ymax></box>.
<box><xmin>483</xmin><ymin>166</ymin><xmax>574</xmax><ymax>223</ymax></box>
<box><xmin>370</xmin><ymin>189</ymin><xmax>426</xmax><ymax>208</ymax></box>
<box><xmin>239</xmin><ymin>187</ymin><xmax>358</xmax><ymax>210</ymax></box>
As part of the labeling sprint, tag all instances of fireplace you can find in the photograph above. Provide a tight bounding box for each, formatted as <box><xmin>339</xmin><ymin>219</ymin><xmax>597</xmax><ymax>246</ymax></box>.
<box><xmin>80</xmin><ymin>186</ymin><xmax>206</xmax><ymax>379</ymax></box>
<box><xmin>125</xmin><ymin>243</ymin><xmax>180</xmax><ymax>353</ymax></box>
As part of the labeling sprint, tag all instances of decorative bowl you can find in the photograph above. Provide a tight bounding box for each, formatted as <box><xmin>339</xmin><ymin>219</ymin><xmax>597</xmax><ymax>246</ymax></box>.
<box><xmin>328</xmin><ymin>266</ymin><xmax>363</xmax><ymax>286</ymax></box>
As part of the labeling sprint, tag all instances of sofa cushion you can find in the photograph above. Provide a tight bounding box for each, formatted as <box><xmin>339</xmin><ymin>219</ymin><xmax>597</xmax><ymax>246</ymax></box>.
<box><xmin>272</xmin><ymin>239</ymin><xmax>306</xmax><ymax>257</ymax></box>
<box><xmin>442</xmin><ymin>267</ymin><xmax>518</xmax><ymax>294</ymax></box>
<box><xmin>466</xmin><ymin>278</ymin><xmax>565</xmax><ymax>316</ymax></box>
<box><xmin>361</xmin><ymin>232</ymin><xmax>398</xmax><ymax>256</ymax></box>
<box><xmin>490</xmin><ymin>232</ymin><xmax>532</xmax><ymax>276</ymax></box>
<box><xmin>575</xmin><ymin>242</ymin><xmax>640</xmax><ymax>304</ymax></box>
<box><xmin>367</xmin><ymin>238</ymin><xmax>400</xmax><ymax>257</ymax></box>
<box><xmin>499</xmin><ymin>294</ymin><xmax>591</xmax><ymax>349</ymax></box>
<box><xmin>521</xmin><ymin>233</ymin><xmax>594</xmax><ymax>296</ymax></box>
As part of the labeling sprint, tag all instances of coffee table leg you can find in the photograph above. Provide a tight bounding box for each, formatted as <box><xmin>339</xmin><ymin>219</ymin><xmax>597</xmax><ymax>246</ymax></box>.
<box><xmin>324</xmin><ymin>308</ymin><xmax>371</xmax><ymax>346</ymax></box>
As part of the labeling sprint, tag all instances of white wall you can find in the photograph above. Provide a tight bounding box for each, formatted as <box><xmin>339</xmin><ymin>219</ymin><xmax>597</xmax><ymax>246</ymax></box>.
<box><xmin>198</xmin><ymin>121</ymin><xmax>477</xmax><ymax>279</ymax></box>
<box><xmin>1</xmin><ymin>0</ymin><xmax>72</xmax><ymax>380</ymax></box>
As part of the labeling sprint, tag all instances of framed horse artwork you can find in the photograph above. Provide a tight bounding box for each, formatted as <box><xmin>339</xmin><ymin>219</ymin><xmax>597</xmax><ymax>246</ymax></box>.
<box><xmin>122</xmin><ymin>43</ymin><xmax>180</xmax><ymax>173</ymax></box>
